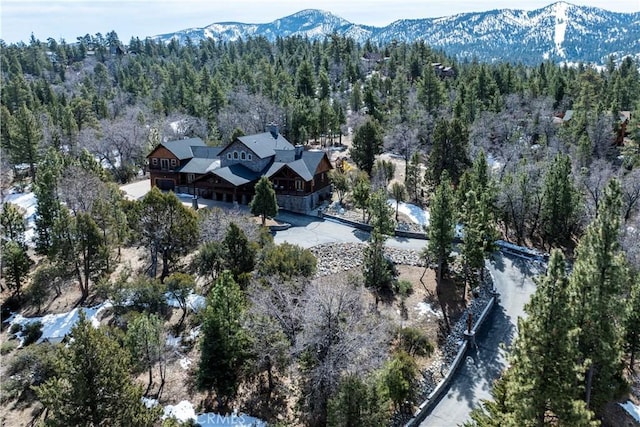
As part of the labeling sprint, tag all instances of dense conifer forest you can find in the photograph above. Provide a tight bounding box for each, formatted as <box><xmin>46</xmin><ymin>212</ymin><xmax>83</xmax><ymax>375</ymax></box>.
<box><xmin>1</xmin><ymin>32</ymin><xmax>640</xmax><ymax>426</ymax></box>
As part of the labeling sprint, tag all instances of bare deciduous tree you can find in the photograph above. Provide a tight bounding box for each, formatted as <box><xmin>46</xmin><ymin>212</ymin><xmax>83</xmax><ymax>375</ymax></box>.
<box><xmin>294</xmin><ymin>275</ymin><xmax>391</xmax><ymax>427</ymax></box>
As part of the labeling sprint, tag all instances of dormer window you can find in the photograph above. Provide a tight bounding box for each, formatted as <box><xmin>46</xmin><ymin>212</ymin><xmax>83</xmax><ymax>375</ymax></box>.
<box><xmin>233</xmin><ymin>151</ymin><xmax>238</xmax><ymax>160</ymax></box>
<box><xmin>152</xmin><ymin>158</ymin><xmax>158</xmax><ymax>166</ymax></box>
<box><xmin>241</xmin><ymin>151</ymin><xmax>246</xmax><ymax>160</ymax></box>
<box><xmin>170</xmin><ymin>159</ymin><xmax>177</xmax><ymax>167</ymax></box>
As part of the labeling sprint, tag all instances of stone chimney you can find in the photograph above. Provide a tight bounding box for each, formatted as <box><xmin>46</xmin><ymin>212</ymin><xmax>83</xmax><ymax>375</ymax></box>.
<box><xmin>268</xmin><ymin>122</ymin><xmax>279</xmax><ymax>139</ymax></box>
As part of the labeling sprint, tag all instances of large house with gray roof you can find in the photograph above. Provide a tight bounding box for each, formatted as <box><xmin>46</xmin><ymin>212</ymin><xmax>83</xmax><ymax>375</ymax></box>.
<box><xmin>147</xmin><ymin>127</ymin><xmax>333</xmax><ymax>213</ymax></box>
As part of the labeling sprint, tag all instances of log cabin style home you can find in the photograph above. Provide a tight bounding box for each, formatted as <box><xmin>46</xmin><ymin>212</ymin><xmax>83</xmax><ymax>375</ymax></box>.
<box><xmin>147</xmin><ymin>125</ymin><xmax>333</xmax><ymax>213</ymax></box>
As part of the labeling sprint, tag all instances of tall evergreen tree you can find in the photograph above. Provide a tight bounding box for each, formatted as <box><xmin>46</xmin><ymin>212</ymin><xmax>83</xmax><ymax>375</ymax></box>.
<box><xmin>0</xmin><ymin>202</ymin><xmax>27</xmax><ymax>246</ymax></box>
<box><xmin>36</xmin><ymin>315</ymin><xmax>160</xmax><ymax>427</ymax></box>
<box><xmin>197</xmin><ymin>271</ymin><xmax>250</xmax><ymax>411</ymax></box>
<box><xmin>505</xmin><ymin>250</ymin><xmax>597</xmax><ymax>426</ymax></box>
<box><xmin>623</xmin><ymin>274</ymin><xmax>640</xmax><ymax>370</ymax></box>
<box><xmin>426</xmin><ymin>118</ymin><xmax>470</xmax><ymax>187</ymax></box>
<box><xmin>423</xmin><ymin>171</ymin><xmax>455</xmax><ymax>328</ymax></box>
<box><xmin>350</xmin><ymin>119</ymin><xmax>384</xmax><ymax>176</ymax></box>
<box><xmin>540</xmin><ymin>153</ymin><xmax>580</xmax><ymax>247</ymax></box>
<box><xmin>34</xmin><ymin>148</ymin><xmax>63</xmax><ymax>255</ymax></box>
<box><xmin>352</xmin><ymin>172</ymin><xmax>372</xmax><ymax>223</ymax></box>
<box><xmin>568</xmin><ymin>178</ymin><xmax>629</xmax><ymax>411</ymax></box>
<box><xmin>222</xmin><ymin>222</ymin><xmax>256</xmax><ymax>287</ymax></box>
<box><xmin>250</xmin><ymin>176</ymin><xmax>278</xmax><ymax>226</ymax></box>
<box><xmin>2</xmin><ymin>104</ymin><xmax>42</xmax><ymax>179</ymax></box>
<box><xmin>51</xmin><ymin>208</ymin><xmax>109</xmax><ymax>301</ymax></box>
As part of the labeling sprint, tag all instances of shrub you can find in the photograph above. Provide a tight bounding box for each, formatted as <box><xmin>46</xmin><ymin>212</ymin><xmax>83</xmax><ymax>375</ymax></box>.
<box><xmin>22</xmin><ymin>321</ymin><xmax>43</xmax><ymax>346</ymax></box>
<box><xmin>1</xmin><ymin>343</ymin><xmax>58</xmax><ymax>404</ymax></box>
<box><xmin>395</xmin><ymin>280</ymin><xmax>413</xmax><ymax>298</ymax></box>
<box><xmin>9</xmin><ymin>323</ymin><xmax>22</xmax><ymax>335</ymax></box>
<box><xmin>397</xmin><ymin>327</ymin><xmax>433</xmax><ymax>358</ymax></box>
<box><xmin>1</xmin><ymin>341</ymin><xmax>17</xmax><ymax>355</ymax></box>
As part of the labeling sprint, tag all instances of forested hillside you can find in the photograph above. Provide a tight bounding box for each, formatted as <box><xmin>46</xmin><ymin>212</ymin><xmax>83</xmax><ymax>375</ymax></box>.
<box><xmin>1</xmin><ymin>32</ymin><xmax>640</xmax><ymax>426</ymax></box>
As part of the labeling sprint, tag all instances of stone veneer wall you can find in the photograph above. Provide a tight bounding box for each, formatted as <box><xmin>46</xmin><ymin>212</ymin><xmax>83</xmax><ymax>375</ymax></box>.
<box><xmin>277</xmin><ymin>185</ymin><xmax>331</xmax><ymax>213</ymax></box>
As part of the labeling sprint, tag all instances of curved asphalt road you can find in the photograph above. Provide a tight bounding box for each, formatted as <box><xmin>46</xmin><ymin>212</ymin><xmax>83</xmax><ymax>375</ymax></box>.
<box><xmin>272</xmin><ymin>212</ymin><xmax>541</xmax><ymax>427</ymax></box>
<box><xmin>418</xmin><ymin>254</ymin><xmax>542</xmax><ymax>427</ymax></box>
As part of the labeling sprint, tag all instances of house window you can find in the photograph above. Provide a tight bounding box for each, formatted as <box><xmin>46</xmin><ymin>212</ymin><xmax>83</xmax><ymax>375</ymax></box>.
<box><xmin>152</xmin><ymin>158</ymin><xmax>158</xmax><ymax>166</ymax></box>
<box><xmin>248</xmin><ymin>154</ymin><xmax>252</xmax><ymax>160</ymax></box>
<box><xmin>241</xmin><ymin>151</ymin><xmax>246</xmax><ymax>160</ymax></box>
<box><xmin>161</xmin><ymin>159</ymin><xmax>169</xmax><ymax>170</ymax></box>
<box><xmin>187</xmin><ymin>174</ymin><xmax>195</xmax><ymax>183</ymax></box>
<box><xmin>233</xmin><ymin>151</ymin><xmax>238</xmax><ymax>160</ymax></box>
<box><xmin>227</xmin><ymin>153</ymin><xmax>232</xmax><ymax>160</ymax></box>
<box><xmin>170</xmin><ymin>159</ymin><xmax>177</xmax><ymax>167</ymax></box>
<box><xmin>295</xmin><ymin>179</ymin><xmax>304</xmax><ymax>191</ymax></box>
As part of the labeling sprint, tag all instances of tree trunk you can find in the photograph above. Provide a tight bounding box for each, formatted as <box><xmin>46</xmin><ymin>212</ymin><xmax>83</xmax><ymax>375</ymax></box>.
<box><xmin>160</xmin><ymin>249</ymin><xmax>170</xmax><ymax>282</ymax></box>
<box><xmin>585</xmin><ymin>363</ymin><xmax>594</xmax><ymax>408</ymax></box>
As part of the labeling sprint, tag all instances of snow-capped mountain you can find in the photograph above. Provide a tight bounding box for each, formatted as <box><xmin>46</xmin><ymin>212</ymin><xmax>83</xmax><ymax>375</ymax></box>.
<box><xmin>152</xmin><ymin>2</ymin><xmax>640</xmax><ymax>65</ymax></box>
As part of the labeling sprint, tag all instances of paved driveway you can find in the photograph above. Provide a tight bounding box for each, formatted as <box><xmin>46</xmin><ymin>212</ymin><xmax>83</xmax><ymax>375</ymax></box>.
<box><xmin>419</xmin><ymin>254</ymin><xmax>541</xmax><ymax>426</ymax></box>
<box><xmin>273</xmin><ymin>211</ymin><xmax>428</xmax><ymax>251</ymax></box>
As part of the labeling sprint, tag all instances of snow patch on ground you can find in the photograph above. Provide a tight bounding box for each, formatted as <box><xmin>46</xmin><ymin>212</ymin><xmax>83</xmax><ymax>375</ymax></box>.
<box><xmin>179</xmin><ymin>357</ymin><xmax>192</xmax><ymax>370</ymax></box>
<box><xmin>7</xmin><ymin>301</ymin><xmax>113</xmax><ymax>346</ymax></box>
<box><xmin>3</xmin><ymin>190</ymin><xmax>37</xmax><ymax>245</ymax></box>
<box><xmin>165</xmin><ymin>292</ymin><xmax>206</xmax><ymax>312</ymax></box>
<box><xmin>415</xmin><ymin>301</ymin><xmax>443</xmax><ymax>318</ymax></box>
<box><xmin>388</xmin><ymin>199</ymin><xmax>464</xmax><ymax>238</ymax></box>
<box><xmin>619</xmin><ymin>401</ymin><xmax>640</xmax><ymax>423</ymax></box>
<box><xmin>162</xmin><ymin>400</ymin><xmax>266</xmax><ymax>426</ymax></box>
<box><xmin>142</xmin><ymin>397</ymin><xmax>159</xmax><ymax>408</ymax></box>
<box><xmin>388</xmin><ymin>199</ymin><xmax>430</xmax><ymax>226</ymax></box>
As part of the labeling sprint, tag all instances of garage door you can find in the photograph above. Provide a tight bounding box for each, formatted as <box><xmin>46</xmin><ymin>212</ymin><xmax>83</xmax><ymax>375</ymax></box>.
<box><xmin>156</xmin><ymin>179</ymin><xmax>175</xmax><ymax>191</ymax></box>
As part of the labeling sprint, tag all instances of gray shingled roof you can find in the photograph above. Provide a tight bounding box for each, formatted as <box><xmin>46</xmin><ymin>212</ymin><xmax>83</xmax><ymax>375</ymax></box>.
<box><xmin>264</xmin><ymin>162</ymin><xmax>286</xmax><ymax>178</ymax></box>
<box><xmin>237</xmin><ymin>132</ymin><xmax>294</xmax><ymax>159</ymax></box>
<box><xmin>286</xmin><ymin>159</ymin><xmax>313</xmax><ymax>181</ymax></box>
<box><xmin>179</xmin><ymin>158</ymin><xmax>219</xmax><ymax>174</ymax></box>
<box><xmin>301</xmin><ymin>150</ymin><xmax>325</xmax><ymax>175</ymax></box>
<box><xmin>160</xmin><ymin>138</ymin><xmax>206</xmax><ymax>160</ymax></box>
<box><xmin>191</xmin><ymin>146</ymin><xmax>223</xmax><ymax>159</ymax></box>
<box><xmin>264</xmin><ymin>150</ymin><xmax>326</xmax><ymax>182</ymax></box>
<box><xmin>211</xmin><ymin>164</ymin><xmax>259</xmax><ymax>186</ymax></box>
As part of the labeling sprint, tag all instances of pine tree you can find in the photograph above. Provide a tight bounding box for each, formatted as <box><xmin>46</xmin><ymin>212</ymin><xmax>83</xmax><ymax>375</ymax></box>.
<box><xmin>125</xmin><ymin>313</ymin><xmax>165</xmax><ymax>397</ymax></box>
<box><xmin>222</xmin><ymin>222</ymin><xmax>256</xmax><ymax>287</ymax></box>
<box><xmin>2</xmin><ymin>104</ymin><xmax>42</xmax><ymax>179</ymax></box>
<box><xmin>426</xmin><ymin>118</ymin><xmax>471</xmax><ymax>187</ymax></box>
<box><xmin>368</xmin><ymin>189</ymin><xmax>395</xmax><ymax>238</ymax></box>
<box><xmin>34</xmin><ymin>148</ymin><xmax>63</xmax><ymax>255</ymax></box>
<box><xmin>350</xmin><ymin>119</ymin><xmax>384</xmax><ymax>176</ymax></box>
<box><xmin>405</xmin><ymin>152</ymin><xmax>422</xmax><ymax>204</ymax></box>
<box><xmin>327</xmin><ymin>374</ymin><xmax>390</xmax><ymax>427</ymax></box>
<box><xmin>424</xmin><ymin>171</ymin><xmax>455</xmax><ymax>329</ymax></box>
<box><xmin>2</xmin><ymin>241</ymin><xmax>31</xmax><ymax>297</ymax></box>
<box><xmin>540</xmin><ymin>153</ymin><xmax>579</xmax><ymax>248</ymax></box>
<box><xmin>250</xmin><ymin>176</ymin><xmax>278</xmax><ymax>226</ymax></box>
<box><xmin>352</xmin><ymin>172</ymin><xmax>371</xmax><ymax>223</ymax></box>
<box><xmin>505</xmin><ymin>250</ymin><xmax>597</xmax><ymax>426</ymax></box>
<box><xmin>623</xmin><ymin>274</ymin><xmax>640</xmax><ymax>369</ymax></box>
<box><xmin>569</xmin><ymin>178</ymin><xmax>628</xmax><ymax>411</ymax></box>
<box><xmin>0</xmin><ymin>202</ymin><xmax>27</xmax><ymax>246</ymax></box>
<box><xmin>390</xmin><ymin>182</ymin><xmax>407</xmax><ymax>221</ymax></box>
<box><xmin>51</xmin><ymin>208</ymin><xmax>109</xmax><ymax>301</ymax></box>
<box><xmin>36</xmin><ymin>314</ymin><xmax>160</xmax><ymax>426</ymax></box>
<box><xmin>197</xmin><ymin>271</ymin><xmax>250</xmax><ymax>411</ymax></box>
<box><xmin>417</xmin><ymin>65</ymin><xmax>444</xmax><ymax>114</ymax></box>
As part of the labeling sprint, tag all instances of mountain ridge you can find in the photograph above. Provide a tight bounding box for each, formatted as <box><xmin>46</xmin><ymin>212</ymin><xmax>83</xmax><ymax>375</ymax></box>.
<box><xmin>152</xmin><ymin>2</ymin><xmax>640</xmax><ymax>65</ymax></box>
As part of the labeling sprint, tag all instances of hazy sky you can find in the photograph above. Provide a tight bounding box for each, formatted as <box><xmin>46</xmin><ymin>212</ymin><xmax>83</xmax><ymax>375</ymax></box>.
<box><xmin>2</xmin><ymin>0</ymin><xmax>639</xmax><ymax>44</ymax></box>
